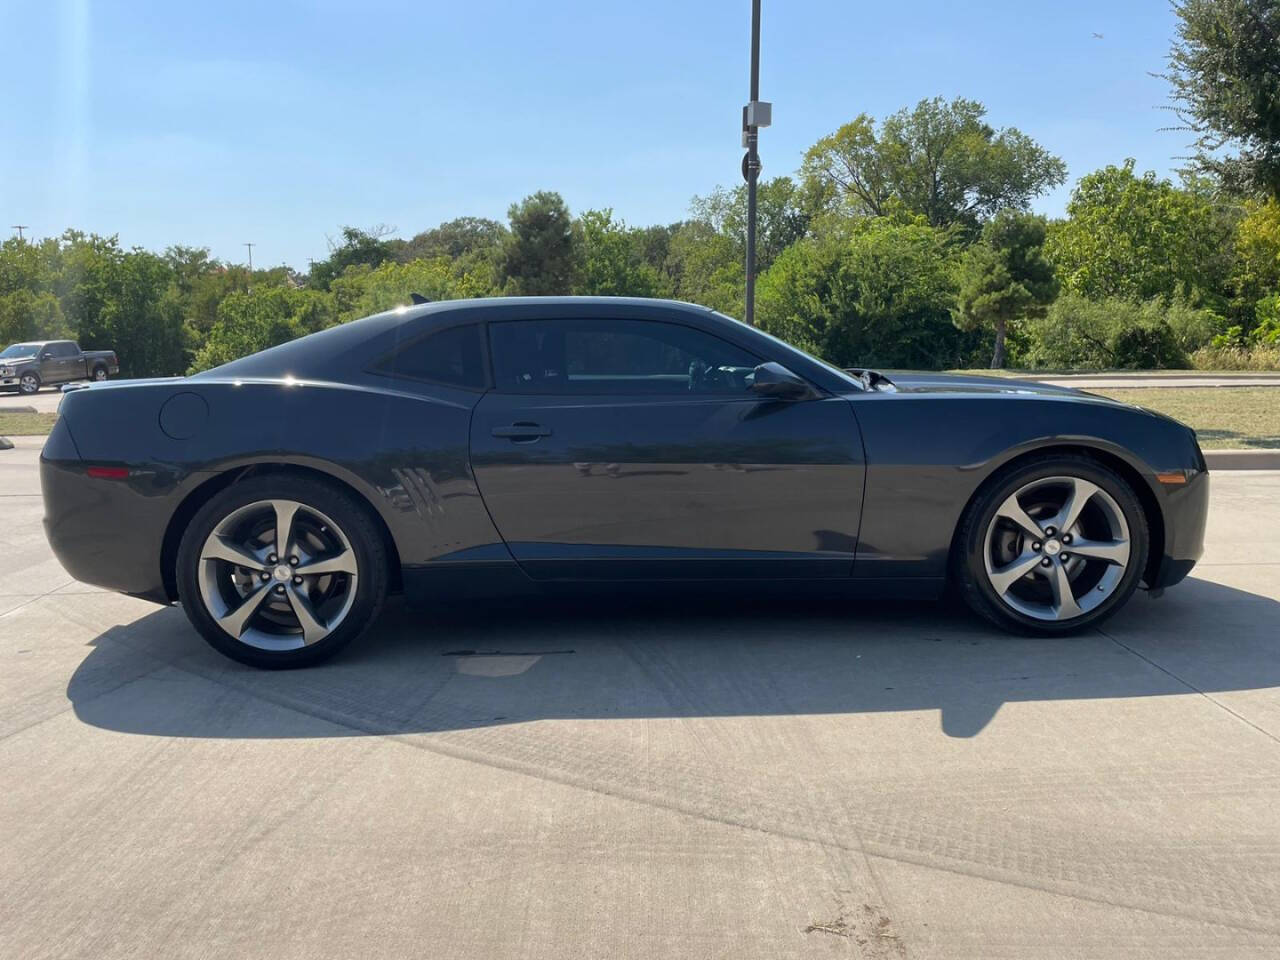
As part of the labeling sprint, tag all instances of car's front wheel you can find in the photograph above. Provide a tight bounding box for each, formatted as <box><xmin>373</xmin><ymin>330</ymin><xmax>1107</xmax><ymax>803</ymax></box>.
<box><xmin>18</xmin><ymin>372</ymin><xmax>40</xmax><ymax>395</ymax></box>
<box><xmin>956</xmin><ymin>455</ymin><xmax>1149</xmax><ymax>634</ymax></box>
<box><xmin>176</xmin><ymin>475</ymin><xmax>389</xmax><ymax>668</ymax></box>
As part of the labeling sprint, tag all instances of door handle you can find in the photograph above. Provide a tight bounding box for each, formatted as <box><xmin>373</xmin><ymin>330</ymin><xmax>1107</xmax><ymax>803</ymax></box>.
<box><xmin>491</xmin><ymin>422</ymin><xmax>552</xmax><ymax>442</ymax></box>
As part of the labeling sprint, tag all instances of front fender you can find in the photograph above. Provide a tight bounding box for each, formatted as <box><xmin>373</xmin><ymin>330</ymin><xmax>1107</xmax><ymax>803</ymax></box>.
<box><xmin>849</xmin><ymin>393</ymin><xmax>1203</xmax><ymax>580</ymax></box>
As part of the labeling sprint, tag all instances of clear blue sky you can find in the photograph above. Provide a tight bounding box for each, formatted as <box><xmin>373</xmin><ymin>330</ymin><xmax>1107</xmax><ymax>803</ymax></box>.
<box><xmin>1</xmin><ymin>0</ymin><xmax>1184</xmax><ymax>269</ymax></box>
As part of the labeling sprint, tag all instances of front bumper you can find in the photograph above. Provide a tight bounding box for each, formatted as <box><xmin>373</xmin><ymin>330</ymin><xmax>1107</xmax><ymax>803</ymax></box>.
<box><xmin>1148</xmin><ymin>468</ymin><xmax>1209</xmax><ymax>589</ymax></box>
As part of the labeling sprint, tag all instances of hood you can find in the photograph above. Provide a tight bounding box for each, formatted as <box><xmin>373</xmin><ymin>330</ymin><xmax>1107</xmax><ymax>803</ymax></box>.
<box><xmin>878</xmin><ymin>371</ymin><xmax>1087</xmax><ymax>399</ymax></box>
<box><xmin>845</xmin><ymin>368</ymin><xmax>1161</xmax><ymax>411</ymax></box>
<box><xmin>1</xmin><ymin>355</ymin><xmax>38</xmax><ymax>366</ymax></box>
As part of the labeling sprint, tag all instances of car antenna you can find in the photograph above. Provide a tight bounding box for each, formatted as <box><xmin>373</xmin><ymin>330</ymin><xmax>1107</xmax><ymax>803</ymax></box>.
<box><xmin>409</xmin><ymin>293</ymin><xmax>430</xmax><ymax>305</ymax></box>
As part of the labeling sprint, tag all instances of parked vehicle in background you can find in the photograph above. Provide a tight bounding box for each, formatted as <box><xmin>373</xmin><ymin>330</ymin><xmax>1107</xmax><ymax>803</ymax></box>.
<box><xmin>0</xmin><ymin>341</ymin><xmax>120</xmax><ymax>394</ymax></box>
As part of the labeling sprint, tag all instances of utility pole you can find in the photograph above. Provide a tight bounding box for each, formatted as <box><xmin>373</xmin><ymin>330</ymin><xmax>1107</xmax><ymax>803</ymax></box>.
<box><xmin>11</xmin><ymin>225</ymin><xmax>29</xmax><ymax>241</ymax></box>
<box><xmin>741</xmin><ymin>0</ymin><xmax>770</xmax><ymax>325</ymax></box>
<box><xmin>244</xmin><ymin>242</ymin><xmax>255</xmax><ymax>292</ymax></box>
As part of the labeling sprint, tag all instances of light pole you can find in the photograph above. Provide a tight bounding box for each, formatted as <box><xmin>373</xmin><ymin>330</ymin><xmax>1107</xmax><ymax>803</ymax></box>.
<box><xmin>11</xmin><ymin>225</ymin><xmax>29</xmax><ymax>241</ymax></box>
<box><xmin>741</xmin><ymin>0</ymin><xmax>770</xmax><ymax>325</ymax></box>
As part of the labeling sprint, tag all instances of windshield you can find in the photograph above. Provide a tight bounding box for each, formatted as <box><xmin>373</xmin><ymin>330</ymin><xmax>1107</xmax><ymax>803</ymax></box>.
<box><xmin>0</xmin><ymin>343</ymin><xmax>40</xmax><ymax>359</ymax></box>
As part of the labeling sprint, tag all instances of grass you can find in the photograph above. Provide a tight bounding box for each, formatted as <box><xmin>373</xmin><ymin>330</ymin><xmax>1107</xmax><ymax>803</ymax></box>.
<box><xmin>0</xmin><ymin>411</ymin><xmax>57</xmax><ymax>436</ymax></box>
<box><xmin>946</xmin><ymin>368</ymin><xmax>1280</xmax><ymax>378</ymax></box>
<box><xmin>1095</xmin><ymin>387</ymin><xmax>1280</xmax><ymax>450</ymax></box>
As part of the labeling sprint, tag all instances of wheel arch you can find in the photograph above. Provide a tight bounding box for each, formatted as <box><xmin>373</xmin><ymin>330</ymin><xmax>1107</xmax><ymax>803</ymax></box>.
<box><xmin>947</xmin><ymin>442</ymin><xmax>1166</xmax><ymax>588</ymax></box>
<box><xmin>160</xmin><ymin>462</ymin><xmax>404</xmax><ymax>602</ymax></box>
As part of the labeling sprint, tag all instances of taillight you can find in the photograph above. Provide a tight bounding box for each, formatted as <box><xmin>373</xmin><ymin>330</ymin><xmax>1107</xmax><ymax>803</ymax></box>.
<box><xmin>86</xmin><ymin>466</ymin><xmax>130</xmax><ymax>479</ymax></box>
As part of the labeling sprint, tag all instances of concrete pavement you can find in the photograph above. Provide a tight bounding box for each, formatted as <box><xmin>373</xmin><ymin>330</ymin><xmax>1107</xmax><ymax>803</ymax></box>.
<box><xmin>2</xmin><ymin>437</ymin><xmax>1280</xmax><ymax>958</ymax></box>
<box><xmin>0</xmin><ymin>388</ymin><xmax>63</xmax><ymax>413</ymax></box>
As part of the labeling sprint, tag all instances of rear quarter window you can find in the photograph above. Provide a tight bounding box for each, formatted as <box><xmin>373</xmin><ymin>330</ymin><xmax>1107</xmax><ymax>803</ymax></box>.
<box><xmin>372</xmin><ymin>324</ymin><xmax>486</xmax><ymax>390</ymax></box>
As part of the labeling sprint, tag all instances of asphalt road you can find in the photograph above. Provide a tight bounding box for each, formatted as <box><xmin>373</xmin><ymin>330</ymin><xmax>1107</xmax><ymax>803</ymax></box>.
<box><xmin>3</xmin><ymin>436</ymin><xmax>1280</xmax><ymax>959</ymax></box>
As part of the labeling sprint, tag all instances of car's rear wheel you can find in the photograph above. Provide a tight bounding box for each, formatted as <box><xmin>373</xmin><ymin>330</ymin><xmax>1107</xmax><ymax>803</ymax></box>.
<box><xmin>91</xmin><ymin>365</ymin><xmax>108</xmax><ymax>381</ymax></box>
<box><xmin>956</xmin><ymin>455</ymin><xmax>1149</xmax><ymax>634</ymax></box>
<box><xmin>18</xmin><ymin>372</ymin><xmax>39</xmax><ymax>395</ymax></box>
<box><xmin>176</xmin><ymin>475</ymin><xmax>388</xmax><ymax>668</ymax></box>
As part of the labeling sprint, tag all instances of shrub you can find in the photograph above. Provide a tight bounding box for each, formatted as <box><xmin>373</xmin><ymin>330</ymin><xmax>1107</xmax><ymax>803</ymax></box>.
<box><xmin>1189</xmin><ymin>342</ymin><xmax>1280</xmax><ymax>371</ymax></box>
<box><xmin>1021</xmin><ymin>294</ymin><xmax>1222</xmax><ymax>369</ymax></box>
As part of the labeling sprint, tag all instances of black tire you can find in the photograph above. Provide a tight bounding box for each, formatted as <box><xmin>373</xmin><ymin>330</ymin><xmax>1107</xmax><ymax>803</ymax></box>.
<box><xmin>18</xmin><ymin>372</ymin><xmax>40</xmax><ymax>395</ymax></box>
<box><xmin>955</xmin><ymin>454</ymin><xmax>1149</xmax><ymax>635</ymax></box>
<box><xmin>176</xmin><ymin>474</ymin><xmax>389</xmax><ymax>668</ymax></box>
<box><xmin>91</xmin><ymin>365</ymin><xmax>108</xmax><ymax>381</ymax></box>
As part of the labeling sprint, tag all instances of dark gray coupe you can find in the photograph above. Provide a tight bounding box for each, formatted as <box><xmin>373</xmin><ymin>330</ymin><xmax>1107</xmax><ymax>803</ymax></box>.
<box><xmin>41</xmin><ymin>298</ymin><xmax>1208</xmax><ymax>667</ymax></box>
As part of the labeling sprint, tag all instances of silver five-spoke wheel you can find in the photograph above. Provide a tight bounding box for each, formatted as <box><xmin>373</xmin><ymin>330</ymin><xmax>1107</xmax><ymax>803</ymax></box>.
<box><xmin>982</xmin><ymin>475</ymin><xmax>1131</xmax><ymax>622</ymax></box>
<box><xmin>197</xmin><ymin>498</ymin><xmax>359</xmax><ymax>651</ymax></box>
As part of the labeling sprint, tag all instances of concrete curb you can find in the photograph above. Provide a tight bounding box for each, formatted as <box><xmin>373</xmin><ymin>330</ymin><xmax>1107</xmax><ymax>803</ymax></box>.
<box><xmin>1203</xmin><ymin>449</ymin><xmax>1280</xmax><ymax>470</ymax></box>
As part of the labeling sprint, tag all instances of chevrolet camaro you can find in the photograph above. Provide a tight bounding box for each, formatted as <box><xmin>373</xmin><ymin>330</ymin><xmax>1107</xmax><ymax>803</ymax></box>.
<box><xmin>40</xmin><ymin>297</ymin><xmax>1209</xmax><ymax>667</ymax></box>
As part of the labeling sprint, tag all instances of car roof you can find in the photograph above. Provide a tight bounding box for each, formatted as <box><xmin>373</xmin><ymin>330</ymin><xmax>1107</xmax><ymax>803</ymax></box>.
<box><xmin>398</xmin><ymin>296</ymin><xmax>714</xmax><ymax>320</ymax></box>
<box><xmin>195</xmin><ymin>296</ymin><xmax>859</xmax><ymax>395</ymax></box>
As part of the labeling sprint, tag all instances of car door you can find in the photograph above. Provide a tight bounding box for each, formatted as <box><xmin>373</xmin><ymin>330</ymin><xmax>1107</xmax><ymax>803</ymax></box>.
<box><xmin>63</xmin><ymin>343</ymin><xmax>87</xmax><ymax>380</ymax></box>
<box><xmin>469</xmin><ymin>316</ymin><xmax>865</xmax><ymax>581</ymax></box>
<box><xmin>41</xmin><ymin>343</ymin><xmax>73</xmax><ymax>383</ymax></box>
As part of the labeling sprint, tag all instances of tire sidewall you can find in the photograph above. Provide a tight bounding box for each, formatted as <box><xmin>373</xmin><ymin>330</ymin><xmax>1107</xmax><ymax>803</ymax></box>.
<box><xmin>960</xmin><ymin>457</ymin><xmax>1149</xmax><ymax>634</ymax></box>
<box><xmin>176</xmin><ymin>474</ymin><xmax>388</xmax><ymax>668</ymax></box>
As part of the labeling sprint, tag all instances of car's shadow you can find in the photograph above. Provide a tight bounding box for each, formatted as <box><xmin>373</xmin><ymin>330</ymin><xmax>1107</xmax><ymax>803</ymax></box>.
<box><xmin>68</xmin><ymin>577</ymin><xmax>1280</xmax><ymax>739</ymax></box>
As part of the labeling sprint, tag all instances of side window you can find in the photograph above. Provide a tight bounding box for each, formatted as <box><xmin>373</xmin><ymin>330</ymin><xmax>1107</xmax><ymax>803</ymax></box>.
<box><xmin>489</xmin><ymin>319</ymin><xmax>761</xmax><ymax>396</ymax></box>
<box><xmin>373</xmin><ymin>324</ymin><xmax>485</xmax><ymax>389</ymax></box>
<box><xmin>54</xmin><ymin>342</ymin><xmax>78</xmax><ymax>357</ymax></box>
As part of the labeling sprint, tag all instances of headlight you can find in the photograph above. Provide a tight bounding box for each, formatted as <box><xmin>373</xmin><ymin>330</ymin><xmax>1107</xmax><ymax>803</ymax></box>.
<box><xmin>0</xmin><ymin>367</ymin><xmax>12</xmax><ymax>377</ymax></box>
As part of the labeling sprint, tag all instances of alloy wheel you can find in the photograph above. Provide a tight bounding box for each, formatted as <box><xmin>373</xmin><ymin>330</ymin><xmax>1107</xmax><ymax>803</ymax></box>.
<box><xmin>196</xmin><ymin>499</ymin><xmax>359</xmax><ymax>651</ymax></box>
<box><xmin>982</xmin><ymin>475</ymin><xmax>1131</xmax><ymax>622</ymax></box>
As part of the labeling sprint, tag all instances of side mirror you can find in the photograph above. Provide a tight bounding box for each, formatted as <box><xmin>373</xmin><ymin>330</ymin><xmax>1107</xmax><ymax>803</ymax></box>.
<box><xmin>749</xmin><ymin>362</ymin><xmax>818</xmax><ymax>401</ymax></box>
<box><xmin>41</xmin><ymin>352</ymin><xmax>54</xmax><ymax>360</ymax></box>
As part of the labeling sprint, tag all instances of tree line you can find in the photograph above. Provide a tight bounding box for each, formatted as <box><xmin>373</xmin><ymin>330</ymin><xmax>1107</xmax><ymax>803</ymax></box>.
<box><xmin>2</xmin><ymin>0</ymin><xmax>1277</xmax><ymax>376</ymax></box>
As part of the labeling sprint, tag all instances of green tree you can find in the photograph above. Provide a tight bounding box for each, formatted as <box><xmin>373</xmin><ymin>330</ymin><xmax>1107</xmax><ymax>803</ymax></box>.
<box><xmin>1230</xmin><ymin>198</ymin><xmax>1280</xmax><ymax>336</ymax></box>
<box><xmin>397</xmin><ymin>217</ymin><xmax>507</xmax><ymax>261</ymax></box>
<box><xmin>1164</xmin><ymin>0</ymin><xmax>1280</xmax><ymax>197</ymax></box>
<box><xmin>574</xmin><ymin>209</ymin><xmax>664</xmax><ymax>297</ymax></box>
<box><xmin>953</xmin><ymin>212</ymin><xmax>1059</xmax><ymax>368</ymax></box>
<box><xmin>55</xmin><ymin>232</ymin><xmax>124</xmax><ymax>348</ymax></box>
<box><xmin>96</xmin><ymin>250</ymin><xmax>186</xmax><ymax>378</ymax></box>
<box><xmin>664</xmin><ymin>221</ymin><xmax>744</xmax><ymax>316</ymax></box>
<box><xmin>689</xmin><ymin>177</ymin><xmax>818</xmax><ymax>276</ymax></box>
<box><xmin>0</xmin><ymin>290</ymin><xmax>68</xmax><ymax>345</ymax></box>
<box><xmin>332</xmin><ymin>256</ymin><xmax>502</xmax><ymax>323</ymax></box>
<box><xmin>1022</xmin><ymin>294</ymin><xmax>1209</xmax><ymax>369</ymax></box>
<box><xmin>502</xmin><ymin>191</ymin><xmax>576</xmax><ymax>295</ymax></box>
<box><xmin>190</xmin><ymin>287</ymin><xmax>334</xmax><ymax>372</ymax></box>
<box><xmin>801</xmin><ymin>97</ymin><xmax>1066</xmax><ymax>230</ymax></box>
<box><xmin>308</xmin><ymin>226</ymin><xmax>395</xmax><ymax>290</ymax></box>
<box><xmin>757</xmin><ymin>217</ymin><xmax>968</xmax><ymax>368</ymax></box>
<box><xmin>1045</xmin><ymin>161</ymin><xmax>1234</xmax><ymax>303</ymax></box>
